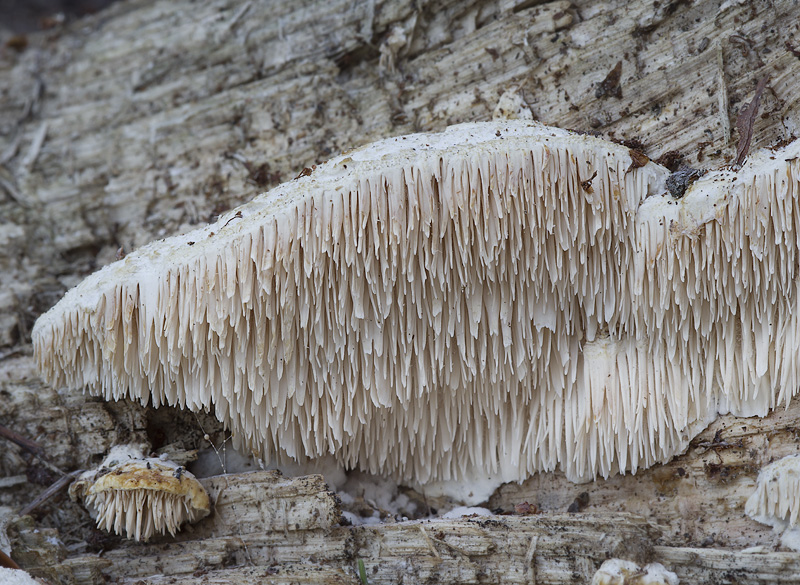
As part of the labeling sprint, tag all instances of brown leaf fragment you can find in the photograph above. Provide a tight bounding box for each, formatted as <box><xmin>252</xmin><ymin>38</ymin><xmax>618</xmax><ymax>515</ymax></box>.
<box><xmin>580</xmin><ymin>170</ymin><xmax>598</xmax><ymax>193</ymax></box>
<box><xmin>620</xmin><ymin>138</ymin><xmax>646</xmax><ymax>151</ymax></box>
<box><xmin>0</xmin><ymin>550</ymin><xmax>20</xmax><ymax>569</ymax></box>
<box><xmin>245</xmin><ymin>161</ymin><xmax>281</xmax><ymax>187</ymax></box>
<box><xmin>5</xmin><ymin>35</ymin><xmax>28</xmax><ymax>52</ymax></box>
<box><xmin>627</xmin><ymin>149</ymin><xmax>650</xmax><ymax>172</ymax></box>
<box><xmin>655</xmin><ymin>150</ymin><xmax>684</xmax><ymax>172</ymax></box>
<box><xmin>629</xmin><ymin>150</ymin><xmax>649</xmax><ymax>168</ymax></box>
<box><xmin>514</xmin><ymin>501</ymin><xmax>541</xmax><ymax>515</ymax></box>
<box><xmin>735</xmin><ymin>75</ymin><xmax>769</xmax><ymax>166</ymax></box>
<box><xmin>695</xmin><ymin>140</ymin><xmax>712</xmax><ymax>163</ymax></box>
<box><xmin>595</xmin><ymin>61</ymin><xmax>623</xmax><ymax>99</ymax></box>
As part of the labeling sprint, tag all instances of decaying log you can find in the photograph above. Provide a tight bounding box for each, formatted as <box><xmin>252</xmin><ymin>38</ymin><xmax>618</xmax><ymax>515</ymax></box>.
<box><xmin>9</xmin><ymin>467</ymin><xmax>800</xmax><ymax>584</ymax></box>
<box><xmin>2</xmin><ymin>0</ymin><xmax>800</xmax><ymax>582</ymax></box>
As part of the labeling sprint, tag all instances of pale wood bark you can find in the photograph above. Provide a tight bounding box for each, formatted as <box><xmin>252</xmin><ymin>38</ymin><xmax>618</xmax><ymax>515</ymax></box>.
<box><xmin>1</xmin><ymin>0</ymin><xmax>799</xmax><ymax>583</ymax></box>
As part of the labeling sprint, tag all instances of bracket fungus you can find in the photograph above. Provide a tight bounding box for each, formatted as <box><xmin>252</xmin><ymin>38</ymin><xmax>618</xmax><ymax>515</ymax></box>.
<box><xmin>69</xmin><ymin>445</ymin><xmax>210</xmax><ymax>541</ymax></box>
<box><xmin>33</xmin><ymin>120</ymin><xmax>800</xmax><ymax>492</ymax></box>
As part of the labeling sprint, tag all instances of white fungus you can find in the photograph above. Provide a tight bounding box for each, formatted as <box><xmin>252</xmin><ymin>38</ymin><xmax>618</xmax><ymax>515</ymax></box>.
<box><xmin>745</xmin><ymin>454</ymin><xmax>800</xmax><ymax>550</ymax></box>
<box><xmin>0</xmin><ymin>568</ymin><xmax>44</xmax><ymax>585</ymax></box>
<box><xmin>33</xmin><ymin>120</ymin><xmax>800</xmax><ymax>489</ymax></box>
<box><xmin>745</xmin><ymin>454</ymin><xmax>800</xmax><ymax>530</ymax></box>
<box><xmin>69</xmin><ymin>445</ymin><xmax>210</xmax><ymax>542</ymax></box>
<box><xmin>591</xmin><ymin>559</ymin><xmax>679</xmax><ymax>585</ymax></box>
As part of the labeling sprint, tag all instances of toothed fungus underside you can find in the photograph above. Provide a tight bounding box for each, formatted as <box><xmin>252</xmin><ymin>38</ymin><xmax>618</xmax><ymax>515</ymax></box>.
<box><xmin>745</xmin><ymin>454</ymin><xmax>800</xmax><ymax>530</ymax></box>
<box><xmin>69</xmin><ymin>445</ymin><xmax>210</xmax><ymax>541</ymax></box>
<box><xmin>34</xmin><ymin>121</ymin><xmax>800</xmax><ymax>486</ymax></box>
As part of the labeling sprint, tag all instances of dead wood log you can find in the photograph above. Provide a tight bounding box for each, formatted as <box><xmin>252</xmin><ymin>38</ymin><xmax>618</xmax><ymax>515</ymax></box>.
<box><xmin>1</xmin><ymin>0</ymin><xmax>799</xmax><ymax>582</ymax></box>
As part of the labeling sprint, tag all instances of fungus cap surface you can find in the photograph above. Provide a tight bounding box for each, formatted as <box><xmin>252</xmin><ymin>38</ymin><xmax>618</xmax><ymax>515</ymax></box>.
<box><xmin>34</xmin><ymin>121</ymin><xmax>800</xmax><ymax>490</ymax></box>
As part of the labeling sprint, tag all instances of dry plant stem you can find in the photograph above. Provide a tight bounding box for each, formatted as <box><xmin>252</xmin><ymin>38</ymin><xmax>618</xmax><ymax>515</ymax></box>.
<box><xmin>0</xmin><ymin>425</ymin><xmax>75</xmax><ymax>519</ymax></box>
<box><xmin>0</xmin><ymin>423</ymin><xmax>66</xmax><ymax>479</ymax></box>
<box><xmin>0</xmin><ymin>550</ymin><xmax>20</xmax><ymax>570</ymax></box>
<box><xmin>0</xmin><ymin>424</ymin><xmax>44</xmax><ymax>458</ymax></box>
<box><xmin>18</xmin><ymin>471</ymin><xmax>81</xmax><ymax>517</ymax></box>
<box><xmin>735</xmin><ymin>75</ymin><xmax>769</xmax><ymax>166</ymax></box>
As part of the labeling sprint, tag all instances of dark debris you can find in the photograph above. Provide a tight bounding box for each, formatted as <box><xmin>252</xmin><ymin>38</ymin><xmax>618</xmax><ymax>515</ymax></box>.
<box><xmin>666</xmin><ymin>165</ymin><xmax>704</xmax><ymax>198</ymax></box>
<box><xmin>567</xmin><ymin>491</ymin><xmax>589</xmax><ymax>513</ymax></box>
<box><xmin>595</xmin><ymin>61</ymin><xmax>623</xmax><ymax>99</ymax></box>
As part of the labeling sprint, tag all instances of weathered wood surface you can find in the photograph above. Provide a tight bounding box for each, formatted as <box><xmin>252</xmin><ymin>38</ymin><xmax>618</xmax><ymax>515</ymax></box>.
<box><xmin>491</xmin><ymin>401</ymin><xmax>800</xmax><ymax>551</ymax></box>
<box><xmin>2</xmin><ymin>0</ymin><xmax>800</xmax><ymax>582</ymax></box>
<box><xmin>10</xmin><ymin>468</ymin><xmax>800</xmax><ymax>584</ymax></box>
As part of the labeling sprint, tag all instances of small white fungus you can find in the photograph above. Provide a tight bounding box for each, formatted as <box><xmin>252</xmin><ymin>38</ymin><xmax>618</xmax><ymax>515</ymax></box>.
<box><xmin>591</xmin><ymin>559</ymin><xmax>679</xmax><ymax>585</ymax></box>
<box><xmin>70</xmin><ymin>445</ymin><xmax>210</xmax><ymax>542</ymax></box>
<box><xmin>745</xmin><ymin>454</ymin><xmax>800</xmax><ymax>531</ymax></box>
<box><xmin>745</xmin><ymin>454</ymin><xmax>800</xmax><ymax>550</ymax></box>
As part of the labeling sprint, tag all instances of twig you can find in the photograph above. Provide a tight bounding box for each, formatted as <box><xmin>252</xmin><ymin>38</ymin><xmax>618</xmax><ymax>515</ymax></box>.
<box><xmin>0</xmin><ymin>424</ymin><xmax>44</xmax><ymax>458</ymax></box>
<box><xmin>417</xmin><ymin>525</ymin><xmax>442</xmax><ymax>560</ymax></box>
<box><xmin>0</xmin><ymin>134</ymin><xmax>20</xmax><ymax>165</ymax></box>
<box><xmin>716</xmin><ymin>41</ymin><xmax>730</xmax><ymax>143</ymax></box>
<box><xmin>22</xmin><ymin>122</ymin><xmax>48</xmax><ymax>171</ymax></box>
<box><xmin>0</xmin><ymin>549</ymin><xmax>20</xmax><ymax>569</ymax></box>
<box><xmin>421</xmin><ymin>525</ymin><xmax>479</xmax><ymax>563</ymax></box>
<box><xmin>18</xmin><ymin>471</ymin><xmax>81</xmax><ymax>517</ymax></box>
<box><xmin>526</xmin><ymin>535</ymin><xmax>539</xmax><ymax>585</ymax></box>
<box><xmin>0</xmin><ymin>173</ymin><xmax>27</xmax><ymax>206</ymax></box>
<box><xmin>735</xmin><ymin>75</ymin><xmax>769</xmax><ymax>166</ymax></box>
<box><xmin>0</xmin><ymin>423</ymin><xmax>66</xmax><ymax>478</ymax></box>
<box><xmin>0</xmin><ymin>475</ymin><xmax>27</xmax><ymax>489</ymax></box>
<box><xmin>20</xmin><ymin>78</ymin><xmax>43</xmax><ymax>123</ymax></box>
<box><xmin>225</xmin><ymin>1</ymin><xmax>252</xmax><ymax>31</ymax></box>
